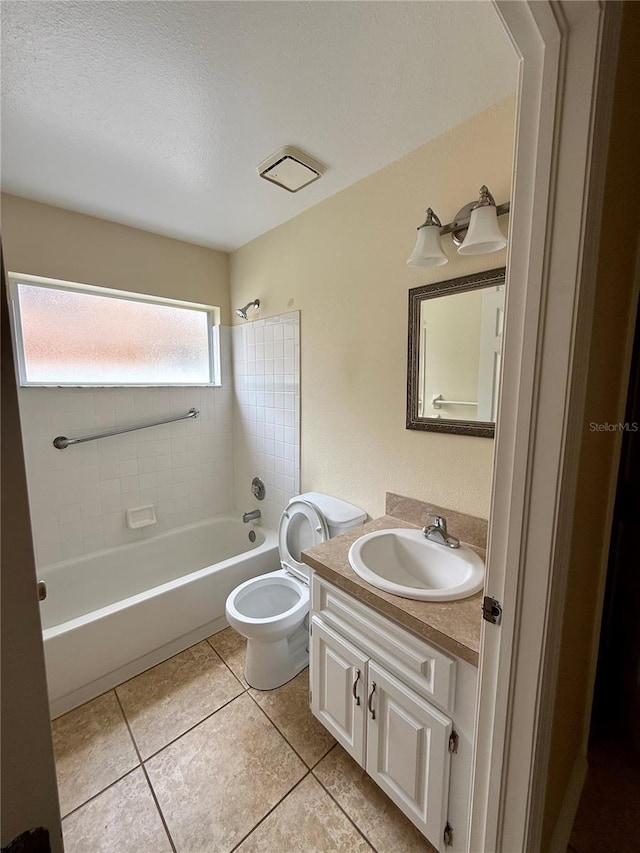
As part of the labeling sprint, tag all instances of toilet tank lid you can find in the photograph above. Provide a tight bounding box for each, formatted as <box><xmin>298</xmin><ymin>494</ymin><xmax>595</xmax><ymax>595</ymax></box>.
<box><xmin>291</xmin><ymin>492</ymin><xmax>367</xmax><ymax>527</ymax></box>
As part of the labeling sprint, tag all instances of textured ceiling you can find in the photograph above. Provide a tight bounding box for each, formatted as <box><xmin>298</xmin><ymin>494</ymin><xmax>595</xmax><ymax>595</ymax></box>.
<box><xmin>1</xmin><ymin>1</ymin><xmax>517</xmax><ymax>251</ymax></box>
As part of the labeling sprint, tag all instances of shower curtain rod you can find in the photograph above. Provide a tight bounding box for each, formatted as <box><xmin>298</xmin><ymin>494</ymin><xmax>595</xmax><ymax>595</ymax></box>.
<box><xmin>53</xmin><ymin>407</ymin><xmax>199</xmax><ymax>449</ymax></box>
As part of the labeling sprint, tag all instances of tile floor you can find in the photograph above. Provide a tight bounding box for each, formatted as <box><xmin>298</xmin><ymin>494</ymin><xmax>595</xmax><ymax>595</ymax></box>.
<box><xmin>53</xmin><ymin>628</ymin><xmax>436</xmax><ymax>853</ymax></box>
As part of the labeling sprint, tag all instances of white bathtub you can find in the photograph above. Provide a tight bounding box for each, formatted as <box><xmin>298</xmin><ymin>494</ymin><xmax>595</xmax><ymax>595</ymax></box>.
<box><xmin>40</xmin><ymin>515</ymin><xmax>279</xmax><ymax>718</ymax></box>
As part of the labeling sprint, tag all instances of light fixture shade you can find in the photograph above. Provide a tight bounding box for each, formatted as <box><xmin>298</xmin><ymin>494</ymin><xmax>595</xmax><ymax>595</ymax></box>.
<box><xmin>407</xmin><ymin>225</ymin><xmax>448</xmax><ymax>267</ymax></box>
<box><xmin>457</xmin><ymin>205</ymin><xmax>507</xmax><ymax>255</ymax></box>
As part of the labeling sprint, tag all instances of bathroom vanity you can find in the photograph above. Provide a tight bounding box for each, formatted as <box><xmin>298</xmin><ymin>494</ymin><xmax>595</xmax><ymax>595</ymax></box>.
<box><xmin>302</xmin><ymin>498</ymin><xmax>484</xmax><ymax>853</ymax></box>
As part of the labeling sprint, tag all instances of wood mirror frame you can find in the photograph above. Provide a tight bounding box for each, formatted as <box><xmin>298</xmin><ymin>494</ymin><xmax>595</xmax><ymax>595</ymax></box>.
<box><xmin>406</xmin><ymin>267</ymin><xmax>506</xmax><ymax>438</ymax></box>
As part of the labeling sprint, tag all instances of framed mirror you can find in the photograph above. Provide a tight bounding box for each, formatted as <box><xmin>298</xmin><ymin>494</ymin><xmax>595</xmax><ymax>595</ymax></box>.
<box><xmin>407</xmin><ymin>267</ymin><xmax>506</xmax><ymax>437</ymax></box>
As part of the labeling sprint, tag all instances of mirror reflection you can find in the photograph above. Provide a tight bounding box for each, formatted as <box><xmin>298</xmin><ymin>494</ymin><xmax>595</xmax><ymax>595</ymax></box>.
<box><xmin>407</xmin><ymin>268</ymin><xmax>506</xmax><ymax>437</ymax></box>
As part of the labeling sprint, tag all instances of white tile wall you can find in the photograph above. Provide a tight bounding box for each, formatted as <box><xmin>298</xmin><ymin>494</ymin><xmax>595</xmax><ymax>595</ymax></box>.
<box><xmin>232</xmin><ymin>312</ymin><xmax>300</xmax><ymax>528</ymax></box>
<box><xmin>17</xmin><ymin>318</ymin><xmax>301</xmax><ymax>567</ymax></box>
<box><xmin>18</xmin><ymin>327</ymin><xmax>235</xmax><ymax>566</ymax></box>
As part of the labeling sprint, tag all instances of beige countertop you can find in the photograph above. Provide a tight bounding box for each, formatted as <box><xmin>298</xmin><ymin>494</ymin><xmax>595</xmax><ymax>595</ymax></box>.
<box><xmin>302</xmin><ymin>515</ymin><xmax>483</xmax><ymax>667</ymax></box>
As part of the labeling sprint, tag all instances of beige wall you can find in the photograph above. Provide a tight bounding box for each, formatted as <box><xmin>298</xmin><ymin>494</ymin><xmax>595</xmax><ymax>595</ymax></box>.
<box><xmin>230</xmin><ymin>96</ymin><xmax>515</xmax><ymax>520</ymax></box>
<box><xmin>542</xmin><ymin>4</ymin><xmax>640</xmax><ymax>845</ymax></box>
<box><xmin>1</xmin><ymin>194</ymin><xmax>230</xmax><ymax>321</ymax></box>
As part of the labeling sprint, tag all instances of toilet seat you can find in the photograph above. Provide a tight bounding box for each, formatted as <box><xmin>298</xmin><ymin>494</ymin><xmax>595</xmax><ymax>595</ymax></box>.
<box><xmin>278</xmin><ymin>498</ymin><xmax>328</xmax><ymax>582</ymax></box>
<box><xmin>225</xmin><ymin>569</ymin><xmax>309</xmax><ymax>642</ymax></box>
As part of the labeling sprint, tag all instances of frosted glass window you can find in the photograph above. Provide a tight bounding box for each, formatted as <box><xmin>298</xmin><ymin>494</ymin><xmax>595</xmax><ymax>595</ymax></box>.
<box><xmin>10</xmin><ymin>279</ymin><xmax>219</xmax><ymax>386</ymax></box>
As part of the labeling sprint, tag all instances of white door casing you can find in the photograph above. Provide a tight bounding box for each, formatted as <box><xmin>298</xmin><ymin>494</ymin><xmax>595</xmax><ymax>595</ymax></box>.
<box><xmin>471</xmin><ymin>2</ymin><xmax>623</xmax><ymax>852</ymax></box>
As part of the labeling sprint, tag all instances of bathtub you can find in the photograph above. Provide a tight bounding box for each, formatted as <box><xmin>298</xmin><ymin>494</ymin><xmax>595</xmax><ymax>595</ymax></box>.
<box><xmin>40</xmin><ymin>515</ymin><xmax>279</xmax><ymax>718</ymax></box>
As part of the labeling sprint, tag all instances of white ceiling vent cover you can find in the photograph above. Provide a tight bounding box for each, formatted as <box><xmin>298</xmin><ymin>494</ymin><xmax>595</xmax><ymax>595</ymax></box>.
<box><xmin>258</xmin><ymin>146</ymin><xmax>324</xmax><ymax>193</ymax></box>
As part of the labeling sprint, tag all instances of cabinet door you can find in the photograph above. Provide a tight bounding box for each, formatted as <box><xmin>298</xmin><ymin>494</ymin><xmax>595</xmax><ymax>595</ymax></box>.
<box><xmin>366</xmin><ymin>661</ymin><xmax>452</xmax><ymax>849</ymax></box>
<box><xmin>310</xmin><ymin>618</ymin><xmax>368</xmax><ymax>765</ymax></box>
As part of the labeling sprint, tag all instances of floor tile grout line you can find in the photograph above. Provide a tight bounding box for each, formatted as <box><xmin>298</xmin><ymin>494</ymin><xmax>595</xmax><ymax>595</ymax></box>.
<box><xmin>51</xmin><ymin>687</ymin><xmax>120</xmax><ymax>723</ymax></box>
<box><xmin>111</xmin><ymin>688</ymin><xmax>143</xmax><ymax>761</ymax></box>
<box><xmin>228</xmin><ymin>771</ymin><xmax>312</xmax><ymax>852</ymax></box>
<box><xmin>228</xmin><ymin>757</ymin><xmax>378</xmax><ymax>853</ymax></box>
<box><xmin>59</xmin><ymin>765</ymin><xmax>141</xmax><ymax>823</ymax></box>
<box><xmin>212</xmin><ymin>635</ymin><xmax>336</xmax><ymax>772</ymax></box>
<box><xmin>309</xmin><ymin>739</ymin><xmax>338</xmax><ymax>771</ymax></box>
<box><xmin>310</xmin><ymin>766</ymin><xmax>380</xmax><ymax>853</ymax></box>
<box><xmin>238</xmin><ymin>694</ymin><xmax>377</xmax><ymax>850</ymax></box>
<box><xmin>56</xmin><ymin>689</ymin><xmax>141</xmax><ymax>820</ymax></box>
<box><xmin>206</xmin><ymin>627</ymin><xmax>324</xmax><ymax>768</ymax></box>
<box><xmin>110</xmin><ymin>635</ymin><xmax>246</xmax><ymax>762</ymax></box>
<box><xmin>113</xmin><ymin>691</ymin><xmax>178</xmax><ymax>853</ymax></box>
<box><xmin>57</xmin><ymin>639</ymin><xmax>246</xmax><ymax>781</ymax></box>
<box><xmin>52</xmin><ymin>637</ymin><xmax>228</xmax><ymax>723</ymax></box>
<box><xmin>245</xmin><ymin>687</ymin><xmax>333</xmax><ymax>771</ymax></box>
<box><xmin>59</xmin><ymin>633</ymin><xmax>352</xmax><ymax>846</ymax></box>
<box><xmin>121</xmin><ymin>651</ymin><xmax>330</xmax><ymax>850</ymax></box>
<box><xmin>221</xmin><ymin>645</ymin><xmax>419</xmax><ymax>853</ymax></box>
<box><xmin>57</xmin><ymin>633</ymin><xmax>399</xmax><ymax>853</ymax></box>
<box><xmin>135</xmin><ymin>688</ymin><xmax>246</xmax><ymax>763</ymax></box>
<box><xmin>310</xmin><ymin>739</ymin><xmax>338</xmax><ymax>764</ymax></box>
<box><xmin>139</xmin><ymin>762</ymin><xmax>179</xmax><ymax>853</ymax></box>
<box><xmin>312</xmin><ymin>755</ymin><xmax>438</xmax><ymax>853</ymax></box>
<box><xmin>206</xmin><ymin>635</ymin><xmax>250</xmax><ymax>689</ymax></box>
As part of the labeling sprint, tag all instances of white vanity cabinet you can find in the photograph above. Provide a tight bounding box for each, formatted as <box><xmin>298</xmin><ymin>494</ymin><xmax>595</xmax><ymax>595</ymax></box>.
<box><xmin>311</xmin><ymin>619</ymin><xmax>368</xmax><ymax>762</ymax></box>
<box><xmin>310</xmin><ymin>573</ymin><xmax>477</xmax><ymax>853</ymax></box>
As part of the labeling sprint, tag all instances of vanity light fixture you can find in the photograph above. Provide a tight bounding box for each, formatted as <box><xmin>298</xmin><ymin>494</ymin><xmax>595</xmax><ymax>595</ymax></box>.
<box><xmin>457</xmin><ymin>186</ymin><xmax>508</xmax><ymax>255</ymax></box>
<box><xmin>407</xmin><ymin>185</ymin><xmax>510</xmax><ymax>267</ymax></box>
<box><xmin>406</xmin><ymin>208</ymin><xmax>448</xmax><ymax>267</ymax></box>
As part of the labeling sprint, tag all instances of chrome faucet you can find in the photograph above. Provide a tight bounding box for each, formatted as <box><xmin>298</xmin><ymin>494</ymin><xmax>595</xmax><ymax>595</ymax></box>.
<box><xmin>422</xmin><ymin>515</ymin><xmax>460</xmax><ymax>549</ymax></box>
<box><xmin>243</xmin><ymin>509</ymin><xmax>261</xmax><ymax>523</ymax></box>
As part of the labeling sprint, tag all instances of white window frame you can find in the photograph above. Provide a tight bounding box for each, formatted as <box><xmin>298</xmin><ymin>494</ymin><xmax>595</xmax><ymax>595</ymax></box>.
<box><xmin>7</xmin><ymin>272</ymin><xmax>221</xmax><ymax>388</ymax></box>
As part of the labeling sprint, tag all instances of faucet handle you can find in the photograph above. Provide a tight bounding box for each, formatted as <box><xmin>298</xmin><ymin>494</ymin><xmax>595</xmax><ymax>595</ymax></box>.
<box><xmin>423</xmin><ymin>514</ymin><xmax>460</xmax><ymax>548</ymax></box>
<box><xmin>422</xmin><ymin>516</ymin><xmax>443</xmax><ymax>535</ymax></box>
<box><xmin>428</xmin><ymin>515</ymin><xmax>448</xmax><ymax>535</ymax></box>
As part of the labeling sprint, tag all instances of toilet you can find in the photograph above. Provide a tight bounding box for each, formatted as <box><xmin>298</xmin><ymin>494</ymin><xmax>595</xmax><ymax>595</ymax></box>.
<box><xmin>225</xmin><ymin>492</ymin><xmax>366</xmax><ymax>690</ymax></box>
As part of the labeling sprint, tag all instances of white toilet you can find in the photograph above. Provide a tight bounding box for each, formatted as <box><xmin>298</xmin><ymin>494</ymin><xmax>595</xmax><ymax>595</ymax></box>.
<box><xmin>225</xmin><ymin>492</ymin><xmax>366</xmax><ymax>690</ymax></box>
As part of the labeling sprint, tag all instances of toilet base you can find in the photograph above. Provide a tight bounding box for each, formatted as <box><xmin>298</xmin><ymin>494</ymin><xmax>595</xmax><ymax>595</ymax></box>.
<box><xmin>245</xmin><ymin>621</ymin><xmax>309</xmax><ymax>690</ymax></box>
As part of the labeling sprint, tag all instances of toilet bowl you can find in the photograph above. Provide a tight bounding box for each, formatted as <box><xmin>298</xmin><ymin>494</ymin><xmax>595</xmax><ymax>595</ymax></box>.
<box><xmin>225</xmin><ymin>492</ymin><xmax>366</xmax><ymax>690</ymax></box>
<box><xmin>226</xmin><ymin>569</ymin><xmax>309</xmax><ymax>689</ymax></box>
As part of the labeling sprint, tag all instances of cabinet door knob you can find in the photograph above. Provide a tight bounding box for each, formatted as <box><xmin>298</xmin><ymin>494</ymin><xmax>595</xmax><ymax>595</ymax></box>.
<box><xmin>368</xmin><ymin>682</ymin><xmax>377</xmax><ymax>720</ymax></box>
<box><xmin>352</xmin><ymin>669</ymin><xmax>361</xmax><ymax>705</ymax></box>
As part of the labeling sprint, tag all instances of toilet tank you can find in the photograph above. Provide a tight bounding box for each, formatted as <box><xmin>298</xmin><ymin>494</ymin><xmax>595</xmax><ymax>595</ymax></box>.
<box><xmin>297</xmin><ymin>492</ymin><xmax>367</xmax><ymax>539</ymax></box>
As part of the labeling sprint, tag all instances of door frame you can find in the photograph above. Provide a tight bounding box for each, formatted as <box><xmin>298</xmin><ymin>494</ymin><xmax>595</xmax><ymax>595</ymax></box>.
<box><xmin>470</xmin><ymin>2</ymin><xmax>623</xmax><ymax>851</ymax></box>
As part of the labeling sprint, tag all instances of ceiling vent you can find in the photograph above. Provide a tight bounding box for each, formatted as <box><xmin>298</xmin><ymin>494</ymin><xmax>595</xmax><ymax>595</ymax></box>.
<box><xmin>258</xmin><ymin>146</ymin><xmax>324</xmax><ymax>193</ymax></box>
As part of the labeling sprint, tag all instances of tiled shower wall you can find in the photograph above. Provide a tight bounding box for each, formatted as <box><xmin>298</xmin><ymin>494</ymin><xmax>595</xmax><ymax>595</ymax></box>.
<box><xmin>231</xmin><ymin>312</ymin><xmax>300</xmax><ymax>528</ymax></box>
<box><xmin>18</xmin><ymin>317</ymin><xmax>300</xmax><ymax>568</ymax></box>
<box><xmin>18</xmin><ymin>328</ymin><xmax>235</xmax><ymax>566</ymax></box>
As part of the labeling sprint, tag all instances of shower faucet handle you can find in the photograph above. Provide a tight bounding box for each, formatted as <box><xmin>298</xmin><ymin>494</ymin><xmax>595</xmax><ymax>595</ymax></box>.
<box><xmin>251</xmin><ymin>477</ymin><xmax>266</xmax><ymax>500</ymax></box>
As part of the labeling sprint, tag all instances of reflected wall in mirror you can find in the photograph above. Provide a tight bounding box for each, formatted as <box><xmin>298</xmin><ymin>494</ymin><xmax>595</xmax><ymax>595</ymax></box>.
<box><xmin>407</xmin><ymin>267</ymin><xmax>506</xmax><ymax>437</ymax></box>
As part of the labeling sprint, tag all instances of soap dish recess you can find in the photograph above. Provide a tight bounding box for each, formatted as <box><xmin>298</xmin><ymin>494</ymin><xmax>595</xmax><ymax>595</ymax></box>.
<box><xmin>126</xmin><ymin>505</ymin><xmax>157</xmax><ymax>529</ymax></box>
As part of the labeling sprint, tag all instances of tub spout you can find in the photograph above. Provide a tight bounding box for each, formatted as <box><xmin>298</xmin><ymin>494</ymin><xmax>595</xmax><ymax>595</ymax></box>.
<box><xmin>243</xmin><ymin>509</ymin><xmax>261</xmax><ymax>523</ymax></box>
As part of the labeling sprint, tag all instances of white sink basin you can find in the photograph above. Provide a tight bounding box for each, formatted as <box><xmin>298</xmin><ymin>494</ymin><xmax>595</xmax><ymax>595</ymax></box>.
<box><xmin>348</xmin><ymin>528</ymin><xmax>485</xmax><ymax>601</ymax></box>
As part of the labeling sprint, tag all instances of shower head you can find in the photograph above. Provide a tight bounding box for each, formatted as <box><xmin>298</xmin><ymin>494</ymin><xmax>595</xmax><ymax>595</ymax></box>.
<box><xmin>235</xmin><ymin>299</ymin><xmax>260</xmax><ymax>320</ymax></box>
